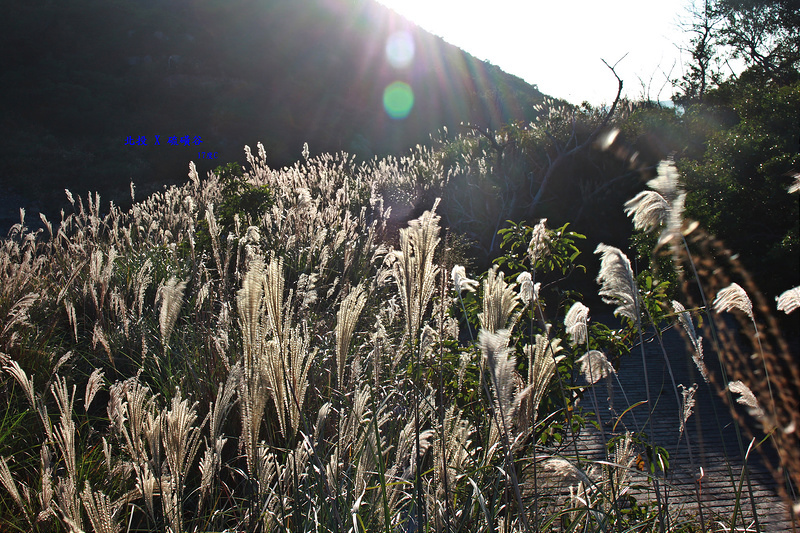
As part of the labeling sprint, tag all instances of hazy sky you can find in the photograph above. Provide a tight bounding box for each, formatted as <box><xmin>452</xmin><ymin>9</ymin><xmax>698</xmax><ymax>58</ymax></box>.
<box><xmin>375</xmin><ymin>0</ymin><xmax>695</xmax><ymax>105</ymax></box>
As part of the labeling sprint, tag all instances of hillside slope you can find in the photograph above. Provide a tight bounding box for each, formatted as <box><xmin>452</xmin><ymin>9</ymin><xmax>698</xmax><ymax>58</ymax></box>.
<box><xmin>0</xmin><ymin>0</ymin><xmax>545</xmax><ymax>219</ymax></box>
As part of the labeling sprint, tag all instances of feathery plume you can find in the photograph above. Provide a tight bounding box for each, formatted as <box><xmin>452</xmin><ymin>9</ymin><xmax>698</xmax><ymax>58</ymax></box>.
<box><xmin>517</xmin><ymin>272</ymin><xmax>539</xmax><ymax>306</ymax></box>
<box><xmin>728</xmin><ymin>381</ymin><xmax>772</xmax><ymax>430</ymax></box>
<box><xmin>0</xmin><ymin>455</ymin><xmax>26</xmax><ymax>515</ymax></box>
<box><xmin>527</xmin><ymin>218</ymin><xmax>550</xmax><ymax>265</ymax></box>
<box><xmin>564</xmin><ymin>302</ymin><xmax>590</xmax><ymax>347</ymax></box>
<box><xmin>92</xmin><ymin>323</ymin><xmax>112</xmax><ymax>362</ymax></box>
<box><xmin>713</xmin><ymin>282</ymin><xmax>753</xmax><ymax>319</ymax></box>
<box><xmin>84</xmin><ymin>369</ymin><xmax>105</xmax><ymax>412</ymax></box>
<box><xmin>624</xmin><ymin>159</ymin><xmax>686</xmax><ymax>247</ymax></box>
<box><xmin>479</xmin><ymin>329</ymin><xmax>517</xmax><ymax>436</ymax></box>
<box><xmin>776</xmin><ymin>286</ymin><xmax>800</xmax><ymax>314</ymax></box>
<box><xmin>788</xmin><ymin>172</ymin><xmax>800</xmax><ymax>194</ymax></box>
<box><xmin>336</xmin><ymin>283</ymin><xmax>368</xmax><ymax>389</ymax></box>
<box><xmin>520</xmin><ymin>334</ymin><xmax>564</xmax><ymax>423</ymax></box>
<box><xmin>577</xmin><ymin>350</ymin><xmax>615</xmax><ymax>385</ymax></box>
<box><xmin>161</xmin><ymin>392</ymin><xmax>204</xmax><ymax>531</ymax></box>
<box><xmin>672</xmin><ymin>301</ymin><xmax>710</xmax><ymax>382</ymax></box>
<box><xmin>263</xmin><ymin>254</ymin><xmax>286</xmax><ymax>343</ymax></box>
<box><xmin>624</xmin><ymin>190</ymin><xmax>668</xmax><ymax>233</ymax></box>
<box><xmin>243</xmin><ymin>225</ymin><xmax>261</xmax><ymax>245</ymax></box>
<box><xmin>4</xmin><ymin>359</ymin><xmax>36</xmax><ymax>409</ymax></box>
<box><xmin>541</xmin><ymin>457</ymin><xmax>592</xmax><ymax>485</ymax></box>
<box><xmin>679</xmin><ymin>383</ymin><xmax>697</xmax><ymax>441</ymax></box>
<box><xmin>384</xmin><ymin>200</ymin><xmax>441</xmax><ymax>338</ymax></box>
<box><xmin>479</xmin><ymin>265</ymin><xmax>520</xmax><ymax>333</ymax></box>
<box><xmin>451</xmin><ymin>265</ymin><xmax>478</xmax><ymax>294</ymax></box>
<box><xmin>595</xmin><ymin>244</ymin><xmax>638</xmax><ymax>322</ymax></box>
<box><xmin>156</xmin><ymin>277</ymin><xmax>187</xmax><ymax>350</ymax></box>
<box><xmin>648</xmin><ymin>159</ymin><xmax>681</xmax><ymax>199</ymax></box>
<box><xmin>610</xmin><ymin>432</ymin><xmax>635</xmax><ymax>489</ymax></box>
<box><xmin>81</xmin><ymin>483</ymin><xmax>119</xmax><ymax>533</ymax></box>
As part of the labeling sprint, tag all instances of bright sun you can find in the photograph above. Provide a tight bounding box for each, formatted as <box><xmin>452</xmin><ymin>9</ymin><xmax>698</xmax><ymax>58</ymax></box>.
<box><xmin>375</xmin><ymin>0</ymin><xmax>694</xmax><ymax>105</ymax></box>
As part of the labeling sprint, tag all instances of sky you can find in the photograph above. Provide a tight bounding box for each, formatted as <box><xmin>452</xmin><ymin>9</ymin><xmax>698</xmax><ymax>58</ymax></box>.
<box><xmin>375</xmin><ymin>0</ymin><xmax>695</xmax><ymax>106</ymax></box>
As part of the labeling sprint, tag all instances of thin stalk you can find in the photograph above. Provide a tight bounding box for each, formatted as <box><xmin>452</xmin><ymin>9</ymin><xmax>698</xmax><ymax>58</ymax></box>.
<box><xmin>371</xmin><ymin>394</ymin><xmax>392</xmax><ymax>533</ymax></box>
<box><xmin>680</xmin><ymin>234</ymin><xmax>761</xmax><ymax>531</ymax></box>
<box><xmin>457</xmin><ymin>292</ymin><xmax>474</xmax><ymax>342</ymax></box>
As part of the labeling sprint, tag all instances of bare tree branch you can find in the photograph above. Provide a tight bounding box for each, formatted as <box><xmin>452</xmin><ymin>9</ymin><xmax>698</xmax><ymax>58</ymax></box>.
<box><xmin>529</xmin><ymin>56</ymin><xmax>624</xmax><ymax>209</ymax></box>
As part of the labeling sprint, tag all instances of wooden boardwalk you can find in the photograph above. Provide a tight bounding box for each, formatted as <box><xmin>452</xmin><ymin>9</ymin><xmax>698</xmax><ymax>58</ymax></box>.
<box><xmin>570</xmin><ymin>324</ymin><xmax>796</xmax><ymax>531</ymax></box>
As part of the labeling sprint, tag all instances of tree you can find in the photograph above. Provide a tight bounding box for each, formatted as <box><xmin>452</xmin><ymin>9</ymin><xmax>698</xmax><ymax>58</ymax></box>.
<box><xmin>713</xmin><ymin>0</ymin><xmax>800</xmax><ymax>83</ymax></box>
<box><xmin>675</xmin><ymin>0</ymin><xmax>725</xmax><ymax>103</ymax></box>
<box><xmin>676</xmin><ymin>0</ymin><xmax>800</xmax><ymax>102</ymax></box>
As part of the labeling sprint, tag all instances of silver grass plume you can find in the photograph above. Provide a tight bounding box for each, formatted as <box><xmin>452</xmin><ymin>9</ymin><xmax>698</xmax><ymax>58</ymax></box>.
<box><xmin>236</xmin><ymin>255</ymin><xmax>299</xmax><ymax>448</ymax></box>
<box><xmin>92</xmin><ymin>323</ymin><xmax>112</xmax><ymax>361</ymax></box>
<box><xmin>335</xmin><ymin>283</ymin><xmax>368</xmax><ymax>390</ymax></box>
<box><xmin>390</xmin><ymin>400</ymin><xmax>435</xmax><ymax>482</ymax></box>
<box><xmin>713</xmin><ymin>282</ymin><xmax>753</xmax><ymax>319</ymax></box>
<box><xmin>107</xmin><ymin>377</ymin><xmax>160</xmax><ymax>521</ymax></box>
<box><xmin>479</xmin><ymin>329</ymin><xmax>518</xmax><ymax>440</ymax></box>
<box><xmin>4</xmin><ymin>359</ymin><xmax>36</xmax><ymax>410</ymax></box>
<box><xmin>0</xmin><ymin>455</ymin><xmax>29</xmax><ymax>522</ymax></box>
<box><xmin>434</xmin><ymin>405</ymin><xmax>472</xmax><ymax>486</ymax></box>
<box><xmin>199</xmin><ymin>365</ymin><xmax>241</xmax><ymax>505</ymax></box>
<box><xmin>264</xmin><ymin>255</ymin><xmax>285</xmax><ymax>343</ymax></box>
<box><xmin>51</xmin><ymin>375</ymin><xmax>81</xmax><ymax>530</ymax></box>
<box><xmin>84</xmin><ymin>369</ymin><xmax>105</xmax><ymax>411</ymax></box>
<box><xmin>649</xmin><ymin>159</ymin><xmax>686</xmax><ymax>245</ymax></box>
<box><xmin>776</xmin><ymin>286</ymin><xmax>800</xmax><ymax>314</ymax></box>
<box><xmin>479</xmin><ymin>265</ymin><xmax>521</xmax><ymax>332</ymax></box>
<box><xmin>264</xmin><ymin>326</ymin><xmax>314</xmax><ymax>440</ymax></box>
<box><xmin>520</xmin><ymin>334</ymin><xmax>564</xmax><ymax>424</ymax></box>
<box><xmin>451</xmin><ymin>264</ymin><xmax>478</xmax><ymax>294</ymax></box>
<box><xmin>624</xmin><ymin>191</ymin><xmax>668</xmax><ymax>233</ymax></box>
<box><xmin>679</xmin><ymin>383</ymin><xmax>697</xmax><ymax>442</ymax></box>
<box><xmin>161</xmin><ymin>391</ymin><xmax>205</xmax><ymax>533</ymax></box>
<box><xmin>672</xmin><ymin>301</ymin><xmax>709</xmax><ymax>382</ymax></box>
<box><xmin>649</xmin><ymin>159</ymin><xmax>681</xmax><ymax>199</ymax></box>
<box><xmin>788</xmin><ymin>172</ymin><xmax>800</xmax><ymax>194</ymax></box>
<box><xmin>610</xmin><ymin>432</ymin><xmax>635</xmax><ymax>490</ymax></box>
<box><xmin>577</xmin><ymin>350</ymin><xmax>615</xmax><ymax>385</ymax></box>
<box><xmin>205</xmin><ymin>204</ymin><xmax>223</xmax><ymax>276</ymax></box>
<box><xmin>134</xmin><ymin>259</ymin><xmax>153</xmax><ymax>320</ymax></box>
<box><xmin>564</xmin><ymin>302</ymin><xmax>590</xmax><ymax>347</ymax></box>
<box><xmin>81</xmin><ymin>483</ymin><xmax>120</xmax><ymax>533</ymax></box>
<box><xmin>156</xmin><ymin>277</ymin><xmax>187</xmax><ymax>351</ymax></box>
<box><xmin>527</xmin><ymin>218</ymin><xmax>550</xmax><ymax>265</ymax></box>
<box><xmin>541</xmin><ymin>457</ymin><xmax>592</xmax><ymax>486</ymax></box>
<box><xmin>382</xmin><ymin>199</ymin><xmax>441</xmax><ymax>338</ymax></box>
<box><xmin>728</xmin><ymin>380</ymin><xmax>773</xmax><ymax>431</ymax></box>
<box><xmin>624</xmin><ymin>159</ymin><xmax>686</xmax><ymax>248</ymax></box>
<box><xmin>433</xmin><ymin>405</ymin><xmax>472</xmax><ymax>530</ymax></box>
<box><xmin>385</xmin><ymin>396</ymin><xmax>433</xmax><ymax>520</ymax></box>
<box><xmin>237</xmin><ymin>256</ymin><xmax>265</xmax><ymax>372</ymax></box>
<box><xmin>517</xmin><ymin>271</ymin><xmax>539</xmax><ymax>306</ymax></box>
<box><xmin>595</xmin><ymin>244</ymin><xmax>639</xmax><ymax>322</ymax></box>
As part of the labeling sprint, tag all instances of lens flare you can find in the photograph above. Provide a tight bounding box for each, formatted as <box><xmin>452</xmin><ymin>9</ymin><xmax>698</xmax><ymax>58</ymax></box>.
<box><xmin>383</xmin><ymin>81</ymin><xmax>414</xmax><ymax>119</ymax></box>
<box><xmin>385</xmin><ymin>31</ymin><xmax>414</xmax><ymax>69</ymax></box>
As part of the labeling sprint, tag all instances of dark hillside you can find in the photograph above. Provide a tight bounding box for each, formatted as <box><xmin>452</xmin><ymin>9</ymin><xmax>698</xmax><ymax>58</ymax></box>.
<box><xmin>0</xmin><ymin>0</ymin><xmax>545</xmax><ymax>222</ymax></box>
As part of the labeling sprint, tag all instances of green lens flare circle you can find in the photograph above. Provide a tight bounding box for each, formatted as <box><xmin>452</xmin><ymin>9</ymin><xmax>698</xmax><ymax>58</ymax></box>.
<box><xmin>383</xmin><ymin>81</ymin><xmax>414</xmax><ymax>119</ymax></box>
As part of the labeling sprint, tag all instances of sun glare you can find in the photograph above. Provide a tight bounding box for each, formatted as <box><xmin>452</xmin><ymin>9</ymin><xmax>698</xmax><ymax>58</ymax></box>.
<box><xmin>383</xmin><ymin>81</ymin><xmax>415</xmax><ymax>119</ymax></box>
<box><xmin>375</xmin><ymin>0</ymin><xmax>691</xmax><ymax>105</ymax></box>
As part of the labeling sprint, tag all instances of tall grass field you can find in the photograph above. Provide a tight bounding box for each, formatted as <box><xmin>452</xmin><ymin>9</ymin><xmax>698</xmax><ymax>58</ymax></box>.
<box><xmin>0</xmin><ymin>136</ymin><xmax>798</xmax><ymax>532</ymax></box>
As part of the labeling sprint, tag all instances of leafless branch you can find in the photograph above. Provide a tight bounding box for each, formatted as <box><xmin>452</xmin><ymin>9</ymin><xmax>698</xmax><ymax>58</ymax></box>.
<box><xmin>529</xmin><ymin>56</ymin><xmax>625</xmax><ymax>209</ymax></box>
